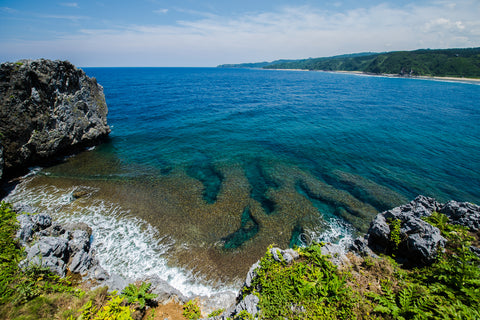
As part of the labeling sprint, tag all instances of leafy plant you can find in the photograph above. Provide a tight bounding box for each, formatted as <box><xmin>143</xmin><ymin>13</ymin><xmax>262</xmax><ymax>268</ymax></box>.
<box><xmin>208</xmin><ymin>308</ymin><xmax>225</xmax><ymax>317</ymax></box>
<box><xmin>243</xmin><ymin>243</ymin><xmax>357</xmax><ymax>319</ymax></box>
<box><xmin>183</xmin><ymin>299</ymin><xmax>201</xmax><ymax>320</ymax></box>
<box><xmin>387</xmin><ymin>218</ymin><xmax>402</xmax><ymax>251</ymax></box>
<box><xmin>93</xmin><ymin>293</ymin><xmax>133</xmax><ymax>320</ymax></box>
<box><xmin>121</xmin><ymin>282</ymin><xmax>157</xmax><ymax>309</ymax></box>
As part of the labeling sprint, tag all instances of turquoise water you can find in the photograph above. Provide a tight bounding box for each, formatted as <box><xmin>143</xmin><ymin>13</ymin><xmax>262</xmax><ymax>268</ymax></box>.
<box><xmin>6</xmin><ymin>68</ymin><xmax>480</xmax><ymax>293</ymax></box>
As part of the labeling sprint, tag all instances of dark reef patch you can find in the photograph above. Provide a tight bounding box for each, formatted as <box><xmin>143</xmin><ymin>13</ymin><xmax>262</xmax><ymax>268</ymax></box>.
<box><xmin>244</xmin><ymin>159</ymin><xmax>279</xmax><ymax>214</ymax></box>
<box><xmin>222</xmin><ymin>207</ymin><xmax>259</xmax><ymax>249</ymax></box>
<box><xmin>186</xmin><ymin>155</ymin><xmax>223</xmax><ymax>204</ymax></box>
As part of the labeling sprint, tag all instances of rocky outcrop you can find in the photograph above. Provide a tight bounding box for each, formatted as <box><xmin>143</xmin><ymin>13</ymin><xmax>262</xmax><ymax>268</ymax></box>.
<box><xmin>14</xmin><ymin>204</ymin><xmax>107</xmax><ymax>279</ymax></box>
<box><xmin>352</xmin><ymin>195</ymin><xmax>480</xmax><ymax>266</ymax></box>
<box><xmin>0</xmin><ymin>59</ymin><xmax>110</xmax><ymax>178</ymax></box>
<box><xmin>439</xmin><ymin>200</ymin><xmax>480</xmax><ymax>231</ymax></box>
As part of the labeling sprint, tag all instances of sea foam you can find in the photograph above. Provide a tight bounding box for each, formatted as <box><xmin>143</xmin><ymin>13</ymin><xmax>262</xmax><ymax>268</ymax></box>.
<box><xmin>5</xmin><ymin>176</ymin><xmax>232</xmax><ymax>297</ymax></box>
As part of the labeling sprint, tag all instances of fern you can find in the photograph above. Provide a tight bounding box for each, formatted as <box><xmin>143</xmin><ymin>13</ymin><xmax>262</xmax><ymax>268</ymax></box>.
<box><xmin>121</xmin><ymin>282</ymin><xmax>157</xmax><ymax>309</ymax></box>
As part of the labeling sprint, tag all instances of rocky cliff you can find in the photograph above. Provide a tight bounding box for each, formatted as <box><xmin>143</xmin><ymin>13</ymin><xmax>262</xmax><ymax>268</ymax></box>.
<box><xmin>0</xmin><ymin>59</ymin><xmax>110</xmax><ymax>179</ymax></box>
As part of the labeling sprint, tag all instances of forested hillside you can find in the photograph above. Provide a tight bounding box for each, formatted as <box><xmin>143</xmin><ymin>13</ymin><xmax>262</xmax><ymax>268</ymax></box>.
<box><xmin>219</xmin><ymin>48</ymin><xmax>480</xmax><ymax>78</ymax></box>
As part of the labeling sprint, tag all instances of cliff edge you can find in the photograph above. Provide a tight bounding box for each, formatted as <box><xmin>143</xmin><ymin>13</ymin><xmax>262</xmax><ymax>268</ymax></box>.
<box><xmin>0</xmin><ymin>59</ymin><xmax>110</xmax><ymax>179</ymax></box>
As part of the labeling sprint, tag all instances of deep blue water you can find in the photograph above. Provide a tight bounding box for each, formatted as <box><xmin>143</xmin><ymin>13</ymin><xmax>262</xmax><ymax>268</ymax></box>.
<box><xmin>85</xmin><ymin>67</ymin><xmax>480</xmax><ymax>203</ymax></box>
<box><xmin>7</xmin><ymin>67</ymin><xmax>480</xmax><ymax>290</ymax></box>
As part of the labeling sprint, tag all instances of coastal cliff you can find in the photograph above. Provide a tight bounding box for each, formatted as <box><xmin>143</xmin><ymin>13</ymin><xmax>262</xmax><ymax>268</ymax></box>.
<box><xmin>0</xmin><ymin>59</ymin><xmax>110</xmax><ymax>179</ymax></box>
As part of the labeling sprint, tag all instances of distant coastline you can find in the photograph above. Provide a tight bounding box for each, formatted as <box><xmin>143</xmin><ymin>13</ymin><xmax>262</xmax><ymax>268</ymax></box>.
<box><xmin>218</xmin><ymin>47</ymin><xmax>480</xmax><ymax>80</ymax></box>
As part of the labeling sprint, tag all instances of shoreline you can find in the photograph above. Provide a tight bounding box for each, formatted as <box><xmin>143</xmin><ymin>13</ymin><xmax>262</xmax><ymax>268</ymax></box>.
<box><xmin>268</xmin><ymin>68</ymin><xmax>480</xmax><ymax>84</ymax></box>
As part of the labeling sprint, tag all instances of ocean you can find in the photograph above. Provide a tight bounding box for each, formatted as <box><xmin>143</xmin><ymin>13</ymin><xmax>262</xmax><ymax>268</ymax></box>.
<box><xmin>5</xmin><ymin>68</ymin><xmax>480</xmax><ymax>296</ymax></box>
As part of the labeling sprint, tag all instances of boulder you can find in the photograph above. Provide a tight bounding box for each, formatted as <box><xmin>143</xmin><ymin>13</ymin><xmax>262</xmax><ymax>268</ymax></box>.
<box><xmin>439</xmin><ymin>200</ymin><xmax>480</xmax><ymax>231</ymax></box>
<box><xmin>15</xmin><ymin>211</ymin><xmax>101</xmax><ymax>278</ymax></box>
<box><xmin>357</xmin><ymin>196</ymin><xmax>446</xmax><ymax>266</ymax></box>
<box><xmin>0</xmin><ymin>59</ymin><xmax>110</xmax><ymax>178</ymax></box>
<box><xmin>25</xmin><ymin>236</ymin><xmax>69</xmax><ymax>276</ymax></box>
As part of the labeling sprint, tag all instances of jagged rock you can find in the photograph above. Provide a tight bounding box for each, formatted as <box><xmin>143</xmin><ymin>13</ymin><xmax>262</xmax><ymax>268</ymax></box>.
<box><xmin>232</xmin><ymin>294</ymin><xmax>260</xmax><ymax>317</ymax></box>
<box><xmin>270</xmin><ymin>247</ymin><xmax>300</xmax><ymax>264</ymax></box>
<box><xmin>140</xmin><ymin>275</ymin><xmax>188</xmax><ymax>304</ymax></box>
<box><xmin>89</xmin><ymin>265</ymin><xmax>110</xmax><ymax>281</ymax></box>
<box><xmin>15</xmin><ymin>211</ymin><xmax>101</xmax><ymax>278</ymax></box>
<box><xmin>16</xmin><ymin>214</ymin><xmax>37</xmax><ymax>243</ymax></box>
<box><xmin>358</xmin><ymin>196</ymin><xmax>446</xmax><ymax>266</ymax></box>
<box><xmin>320</xmin><ymin>243</ymin><xmax>350</xmax><ymax>266</ymax></box>
<box><xmin>244</xmin><ymin>261</ymin><xmax>260</xmax><ymax>289</ymax></box>
<box><xmin>196</xmin><ymin>291</ymin><xmax>237</xmax><ymax>319</ymax></box>
<box><xmin>69</xmin><ymin>250</ymin><xmax>93</xmax><ymax>274</ymax></box>
<box><xmin>68</xmin><ymin>229</ymin><xmax>91</xmax><ymax>253</ymax></box>
<box><xmin>0</xmin><ymin>59</ymin><xmax>110</xmax><ymax>178</ymax></box>
<box><xmin>440</xmin><ymin>200</ymin><xmax>480</xmax><ymax>231</ymax></box>
<box><xmin>25</xmin><ymin>236</ymin><xmax>69</xmax><ymax>276</ymax></box>
<box><xmin>32</xmin><ymin>214</ymin><xmax>52</xmax><ymax>229</ymax></box>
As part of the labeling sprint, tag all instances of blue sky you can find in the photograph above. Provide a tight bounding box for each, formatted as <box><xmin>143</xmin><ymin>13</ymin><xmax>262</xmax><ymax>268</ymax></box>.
<box><xmin>1</xmin><ymin>0</ymin><xmax>479</xmax><ymax>67</ymax></box>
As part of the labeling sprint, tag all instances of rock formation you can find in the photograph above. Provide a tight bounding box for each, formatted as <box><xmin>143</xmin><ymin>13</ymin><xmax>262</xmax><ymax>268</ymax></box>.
<box><xmin>351</xmin><ymin>195</ymin><xmax>480</xmax><ymax>266</ymax></box>
<box><xmin>0</xmin><ymin>59</ymin><xmax>110</xmax><ymax>178</ymax></box>
<box><xmin>14</xmin><ymin>203</ymin><xmax>107</xmax><ymax>279</ymax></box>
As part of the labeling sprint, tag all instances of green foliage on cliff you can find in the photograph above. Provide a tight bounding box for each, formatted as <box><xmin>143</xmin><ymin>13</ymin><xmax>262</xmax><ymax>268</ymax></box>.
<box><xmin>243</xmin><ymin>243</ymin><xmax>357</xmax><ymax>319</ymax></box>
<box><xmin>223</xmin><ymin>47</ymin><xmax>480</xmax><ymax>78</ymax></box>
<box><xmin>241</xmin><ymin>215</ymin><xmax>480</xmax><ymax>320</ymax></box>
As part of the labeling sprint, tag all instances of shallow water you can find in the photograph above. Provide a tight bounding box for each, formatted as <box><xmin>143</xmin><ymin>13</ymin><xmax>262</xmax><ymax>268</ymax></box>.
<box><xmin>5</xmin><ymin>68</ymin><xmax>480</xmax><ymax>294</ymax></box>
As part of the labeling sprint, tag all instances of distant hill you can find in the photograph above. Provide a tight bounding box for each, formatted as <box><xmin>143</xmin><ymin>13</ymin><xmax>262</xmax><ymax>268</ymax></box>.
<box><xmin>218</xmin><ymin>48</ymin><xmax>480</xmax><ymax>78</ymax></box>
<box><xmin>217</xmin><ymin>59</ymin><xmax>298</xmax><ymax>68</ymax></box>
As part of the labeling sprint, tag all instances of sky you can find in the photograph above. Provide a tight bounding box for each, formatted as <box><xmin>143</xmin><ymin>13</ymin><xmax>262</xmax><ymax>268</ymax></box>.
<box><xmin>0</xmin><ymin>0</ymin><xmax>479</xmax><ymax>67</ymax></box>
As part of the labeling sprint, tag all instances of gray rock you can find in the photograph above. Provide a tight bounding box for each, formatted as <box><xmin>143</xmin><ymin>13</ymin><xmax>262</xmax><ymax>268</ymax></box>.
<box><xmin>89</xmin><ymin>265</ymin><xmax>110</xmax><ymax>281</ymax></box>
<box><xmin>320</xmin><ymin>243</ymin><xmax>349</xmax><ymax>266</ymax></box>
<box><xmin>68</xmin><ymin>229</ymin><xmax>91</xmax><ymax>253</ymax></box>
<box><xmin>69</xmin><ymin>250</ymin><xmax>93</xmax><ymax>274</ymax></box>
<box><xmin>196</xmin><ymin>291</ymin><xmax>236</xmax><ymax>320</ymax></box>
<box><xmin>270</xmin><ymin>247</ymin><xmax>299</xmax><ymax>264</ymax></box>
<box><xmin>232</xmin><ymin>294</ymin><xmax>259</xmax><ymax>317</ymax></box>
<box><xmin>16</xmin><ymin>214</ymin><xmax>36</xmax><ymax>242</ymax></box>
<box><xmin>32</xmin><ymin>214</ymin><xmax>52</xmax><ymax>230</ymax></box>
<box><xmin>140</xmin><ymin>275</ymin><xmax>188</xmax><ymax>304</ymax></box>
<box><xmin>0</xmin><ymin>59</ymin><xmax>110</xmax><ymax>178</ymax></box>
<box><xmin>26</xmin><ymin>236</ymin><xmax>69</xmax><ymax>260</ymax></box>
<box><xmin>244</xmin><ymin>261</ymin><xmax>260</xmax><ymax>289</ymax></box>
<box><xmin>24</xmin><ymin>237</ymin><xmax>70</xmax><ymax>276</ymax></box>
<box><xmin>440</xmin><ymin>200</ymin><xmax>480</xmax><ymax>231</ymax></box>
<box><xmin>364</xmin><ymin>196</ymin><xmax>446</xmax><ymax>266</ymax></box>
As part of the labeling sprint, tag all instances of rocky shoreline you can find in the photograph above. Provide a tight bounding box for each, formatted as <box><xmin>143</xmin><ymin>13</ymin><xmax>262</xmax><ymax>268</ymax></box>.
<box><xmin>10</xmin><ymin>195</ymin><xmax>480</xmax><ymax>319</ymax></box>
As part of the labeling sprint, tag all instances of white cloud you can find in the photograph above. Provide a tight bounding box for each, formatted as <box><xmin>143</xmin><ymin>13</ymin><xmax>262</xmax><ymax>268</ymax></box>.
<box><xmin>59</xmin><ymin>2</ymin><xmax>79</xmax><ymax>8</ymax></box>
<box><xmin>154</xmin><ymin>9</ymin><xmax>168</xmax><ymax>14</ymax></box>
<box><xmin>38</xmin><ymin>14</ymin><xmax>89</xmax><ymax>21</ymax></box>
<box><xmin>0</xmin><ymin>6</ymin><xmax>17</xmax><ymax>13</ymax></box>
<box><xmin>2</xmin><ymin>0</ymin><xmax>480</xmax><ymax>66</ymax></box>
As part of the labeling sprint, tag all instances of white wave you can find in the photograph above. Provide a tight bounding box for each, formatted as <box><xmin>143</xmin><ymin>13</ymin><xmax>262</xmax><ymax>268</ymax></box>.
<box><xmin>5</xmin><ymin>181</ymin><xmax>230</xmax><ymax>297</ymax></box>
<box><xmin>305</xmin><ymin>217</ymin><xmax>354</xmax><ymax>253</ymax></box>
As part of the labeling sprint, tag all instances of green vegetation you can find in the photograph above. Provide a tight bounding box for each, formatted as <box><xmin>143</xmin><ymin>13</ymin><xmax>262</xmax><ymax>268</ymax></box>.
<box><xmin>121</xmin><ymin>282</ymin><xmax>157</xmax><ymax>309</ymax></box>
<box><xmin>183</xmin><ymin>299</ymin><xmax>201</xmax><ymax>320</ymax></box>
<box><xmin>221</xmin><ymin>47</ymin><xmax>480</xmax><ymax>78</ymax></box>
<box><xmin>1</xmin><ymin>200</ymin><xmax>479</xmax><ymax>319</ymax></box>
<box><xmin>243</xmin><ymin>243</ymin><xmax>357</xmax><ymax>319</ymax></box>
<box><xmin>239</xmin><ymin>212</ymin><xmax>479</xmax><ymax>319</ymax></box>
<box><xmin>208</xmin><ymin>308</ymin><xmax>225</xmax><ymax>317</ymax></box>
<box><xmin>387</xmin><ymin>218</ymin><xmax>402</xmax><ymax>251</ymax></box>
